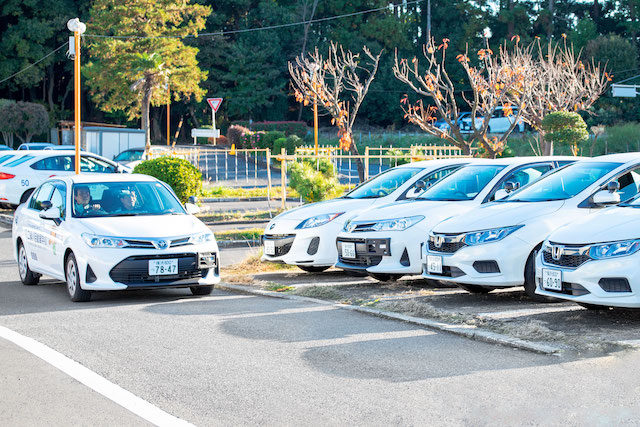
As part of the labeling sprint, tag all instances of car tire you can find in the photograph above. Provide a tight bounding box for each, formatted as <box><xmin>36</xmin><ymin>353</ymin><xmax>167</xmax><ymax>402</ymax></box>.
<box><xmin>369</xmin><ymin>273</ymin><xmax>403</xmax><ymax>282</ymax></box>
<box><xmin>17</xmin><ymin>242</ymin><xmax>39</xmax><ymax>286</ymax></box>
<box><xmin>190</xmin><ymin>285</ymin><xmax>213</xmax><ymax>296</ymax></box>
<box><xmin>523</xmin><ymin>247</ymin><xmax>557</xmax><ymax>303</ymax></box>
<box><xmin>298</xmin><ymin>266</ymin><xmax>330</xmax><ymax>273</ymax></box>
<box><xmin>66</xmin><ymin>253</ymin><xmax>91</xmax><ymax>302</ymax></box>
<box><xmin>19</xmin><ymin>188</ymin><xmax>34</xmax><ymax>205</ymax></box>
<box><xmin>458</xmin><ymin>284</ymin><xmax>492</xmax><ymax>294</ymax></box>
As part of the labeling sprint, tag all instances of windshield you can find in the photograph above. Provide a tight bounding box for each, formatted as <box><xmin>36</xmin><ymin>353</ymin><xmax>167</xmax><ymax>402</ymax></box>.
<box><xmin>419</xmin><ymin>165</ymin><xmax>505</xmax><ymax>201</ymax></box>
<box><xmin>344</xmin><ymin>167</ymin><xmax>421</xmax><ymax>199</ymax></box>
<box><xmin>72</xmin><ymin>181</ymin><xmax>185</xmax><ymax>218</ymax></box>
<box><xmin>503</xmin><ymin>162</ymin><xmax>622</xmax><ymax>202</ymax></box>
<box><xmin>114</xmin><ymin>150</ymin><xmax>143</xmax><ymax>162</ymax></box>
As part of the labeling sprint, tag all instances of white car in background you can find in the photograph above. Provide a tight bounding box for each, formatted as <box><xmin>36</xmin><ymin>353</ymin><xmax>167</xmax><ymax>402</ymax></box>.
<box><xmin>424</xmin><ymin>153</ymin><xmax>640</xmax><ymax>299</ymax></box>
<box><xmin>0</xmin><ymin>150</ymin><xmax>129</xmax><ymax>207</ymax></box>
<box><xmin>534</xmin><ymin>194</ymin><xmax>640</xmax><ymax>309</ymax></box>
<box><xmin>335</xmin><ymin>156</ymin><xmax>575</xmax><ymax>281</ymax></box>
<box><xmin>113</xmin><ymin>146</ymin><xmax>168</xmax><ymax>169</ymax></box>
<box><xmin>261</xmin><ymin>158</ymin><xmax>472</xmax><ymax>272</ymax></box>
<box><xmin>12</xmin><ymin>174</ymin><xmax>219</xmax><ymax>302</ymax></box>
<box><xmin>460</xmin><ymin>106</ymin><xmax>525</xmax><ymax>133</ymax></box>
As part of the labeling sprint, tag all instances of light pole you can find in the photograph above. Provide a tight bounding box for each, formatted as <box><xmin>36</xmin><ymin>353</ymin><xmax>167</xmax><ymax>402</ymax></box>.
<box><xmin>67</xmin><ymin>18</ymin><xmax>86</xmax><ymax>174</ymax></box>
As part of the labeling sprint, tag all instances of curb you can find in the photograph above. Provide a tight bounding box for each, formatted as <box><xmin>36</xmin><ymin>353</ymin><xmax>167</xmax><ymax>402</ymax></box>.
<box><xmin>217</xmin><ymin>240</ymin><xmax>260</xmax><ymax>249</ymax></box>
<box><xmin>216</xmin><ymin>282</ymin><xmax>563</xmax><ymax>356</ymax></box>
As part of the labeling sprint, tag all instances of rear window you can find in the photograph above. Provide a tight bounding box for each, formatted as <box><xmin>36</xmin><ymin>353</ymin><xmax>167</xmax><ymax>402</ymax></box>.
<box><xmin>4</xmin><ymin>155</ymin><xmax>35</xmax><ymax>167</ymax></box>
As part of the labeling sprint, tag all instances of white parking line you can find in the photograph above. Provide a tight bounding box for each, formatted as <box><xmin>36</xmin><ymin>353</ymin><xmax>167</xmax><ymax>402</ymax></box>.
<box><xmin>0</xmin><ymin>325</ymin><xmax>194</xmax><ymax>427</ymax></box>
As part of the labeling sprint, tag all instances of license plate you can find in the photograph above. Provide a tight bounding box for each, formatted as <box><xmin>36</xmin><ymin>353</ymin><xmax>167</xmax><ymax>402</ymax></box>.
<box><xmin>148</xmin><ymin>259</ymin><xmax>178</xmax><ymax>276</ymax></box>
<box><xmin>542</xmin><ymin>268</ymin><xmax>562</xmax><ymax>291</ymax></box>
<box><xmin>341</xmin><ymin>242</ymin><xmax>356</xmax><ymax>259</ymax></box>
<box><xmin>427</xmin><ymin>255</ymin><xmax>443</xmax><ymax>274</ymax></box>
<box><xmin>264</xmin><ymin>239</ymin><xmax>275</xmax><ymax>255</ymax></box>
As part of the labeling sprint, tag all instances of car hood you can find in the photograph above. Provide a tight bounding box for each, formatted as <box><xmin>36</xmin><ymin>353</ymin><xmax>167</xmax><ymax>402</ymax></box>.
<box><xmin>272</xmin><ymin>198</ymin><xmax>377</xmax><ymax>222</ymax></box>
<box><xmin>76</xmin><ymin>214</ymin><xmax>209</xmax><ymax>238</ymax></box>
<box><xmin>349</xmin><ymin>199</ymin><xmax>472</xmax><ymax>222</ymax></box>
<box><xmin>433</xmin><ymin>201</ymin><xmax>565</xmax><ymax>233</ymax></box>
<box><xmin>549</xmin><ymin>206</ymin><xmax>640</xmax><ymax>244</ymax></box>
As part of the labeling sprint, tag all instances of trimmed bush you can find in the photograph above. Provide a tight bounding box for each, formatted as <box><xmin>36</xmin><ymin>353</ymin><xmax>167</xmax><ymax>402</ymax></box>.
<box><xmin>288</xmin><ymin>158</ymin><xmax>341</xmax><ymax>203</ymax></box>
<box><xmin>257</xmin><ymin>130</ymin><xmax>286</xmax><ymax>150</ymax></box>
<box><xmin>231</xmin><ymin>121</ymin><xmax>308</xmax><ymax>137</ymax></box>
<box><xmin>133</xmin><ymin>156</ymin><xmax>202</xmax><ymax>203</ymax></box>
<box><xmin>226</xmin><ymin>125</ymin><xmax>250</xmax><ymax>147</ymax></box>
<box><xmin>542</xmin><ymin>111</ymin><xmax>589</xmax><ymax>155</ymax></box>
<box><xmin>273</xmin><ymin>135</ymin><xmax>304</xmax><ymax>154</ymax></box>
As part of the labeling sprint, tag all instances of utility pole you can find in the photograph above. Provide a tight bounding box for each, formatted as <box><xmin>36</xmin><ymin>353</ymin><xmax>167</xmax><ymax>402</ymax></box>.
<box><xmin>427</xmin><ymin>0</ymin><xmax>431</xmax><ymax>42</ymax></box>
<box><xmin>67</xmin><ymin>18</ymin><xmax>86</xmax><ymax>175</ymax></box>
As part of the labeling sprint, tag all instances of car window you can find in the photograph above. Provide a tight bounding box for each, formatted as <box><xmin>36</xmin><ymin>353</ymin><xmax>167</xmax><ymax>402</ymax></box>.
<box><xmin>612</xmin><ymin>167</ymin><xmax>640</xmax><ymax>202</ymax></box>
<box><xmin>488</xmin><ymin>164</ymin><xmax>553</xmax><ymax>201</ymax></box>
<box><xmin>5</xmin><ymin>155</ymin><xmax>34</xmax><ymax>167</ymax></box>
<box><xmin>49</xmin><ymin>183</ymin><xmax>67</xmax><ymax>219</ymax></box>
<box><xmin>31</xmin><ymin>156</ymin><xmax>74</xmax><ymax>171</ymax></box>
<box><xmin>419</xmin><ymin>165</ymin><xmax>506</xmax><ymax>201</ymax></box>
<box><xmin>80</xmin><ymin>156</ymin><xmax>116</xmax><ymax>173</ymax></box>
<box><xmin>29</xmin><ymin>182</ymin><xmax>54</xmax><ymax>211</ymax></box>
<box><xmin>402</xmin><ymin>165</ymin><xmax>462</xmax><ymax>199</ymax></box>
<box><xmin>115</xmin><ymin>150</ymin><xmax>142</xmax><ymax>162</ymax></box>
<box><xmin>344</xmin><ymin>167</ymin><xmax>422</xmax><ymax>199</ymax></box>
<box><xmin>503</xmin><ymin>162</ymin><xmax>622</xmax><ymax>202</ymax></box>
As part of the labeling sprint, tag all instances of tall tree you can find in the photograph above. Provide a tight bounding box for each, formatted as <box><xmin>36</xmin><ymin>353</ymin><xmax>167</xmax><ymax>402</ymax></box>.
<box><xmin>85</xmin><ymin>0</ymin><xmax>210</xmax><ymax>150</ymax></box>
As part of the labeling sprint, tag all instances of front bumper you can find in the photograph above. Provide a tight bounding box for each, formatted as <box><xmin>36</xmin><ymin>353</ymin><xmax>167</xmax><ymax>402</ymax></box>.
<box><xmin>334</xmin><ymin>230</ymin><xmax>424</xmax><ymax>275</ymax></box>
<box><xmin>534</xmin><ymin>251</ymin><xmax>640</xmax><ymax>308</ymax></box>
<box><xmin>421</xmin><ymin>235</ymin><xmax>532</xmax><ymax>287</ymax></box>
<box><xmin>75</xmin><ymin>244</ymin><xmax>221</xmax><ymax>291</ymax></box>
<box><xmin>260</xmin><ymin>222</ymin><xmax>342</xmax><ymax>267</ymax></box>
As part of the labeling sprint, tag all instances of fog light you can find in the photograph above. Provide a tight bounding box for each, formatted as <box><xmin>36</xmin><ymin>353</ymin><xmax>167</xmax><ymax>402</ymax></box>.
<box><xmin>599</xmin><ymin>278</ymin><xmax>631</xmax><ymax>293</ymax></box>
<box><xmin>473</xmin><ymin>261</ymin><xmax>500</xmax><ymax>273</ymax></box>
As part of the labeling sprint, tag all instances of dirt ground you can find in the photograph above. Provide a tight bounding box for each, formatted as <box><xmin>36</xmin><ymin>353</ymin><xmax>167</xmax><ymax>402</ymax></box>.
<box><xmin>223</xmin><ymin>267</ymin><xmax>640</xmax><ymax>357</ymax></box>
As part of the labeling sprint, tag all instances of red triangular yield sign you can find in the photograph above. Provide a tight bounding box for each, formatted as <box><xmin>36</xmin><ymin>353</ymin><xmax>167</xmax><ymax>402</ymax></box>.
<box><xmin>207</xmin><ymin>98</ymin><xmax>223</xmax><ymax>112</ymax></box>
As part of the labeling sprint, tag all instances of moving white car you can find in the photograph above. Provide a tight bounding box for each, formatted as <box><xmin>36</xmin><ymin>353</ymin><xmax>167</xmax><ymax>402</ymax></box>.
<box><xmin>261</xmin><ymin>158</ymin><xmax>472</xmax><ymax>272</ymax></box>
<box><xmin>423</xmin><ymin>153</ymin><xmax>640</xmax><ymax>299</ymax></box>
<box><xmin>0</xmin><ymin>150</ymin><xmax>129</xmax><ymax>207</ymax></box>
<box><xmin>534</xmin><ymin>194</ymin><xmax>640</xmax><ymax>309</ymax></box>
<box><xmin>460</xmin><ymin>106</ymin><xmax>525</xmax><ymax>133</ymax></box>
<box><xmin>13</xmin><ymin>174</ymin><xmax>219</xmax><ymax>302</ymax></box>
<box><xmin>335</xmin><ymin>156</ymin><xmax>574</xmax><ymax>281</ymax></box>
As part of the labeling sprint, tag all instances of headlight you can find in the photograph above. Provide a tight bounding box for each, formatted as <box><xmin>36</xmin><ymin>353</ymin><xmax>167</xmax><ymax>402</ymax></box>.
<box><xmin>296</xmin><ymin>212</ymin><xmax>344</xmax><ymax>229</ymax></box>
<box><xmin>589</xmin><ymin>239</ymin><xmax>640</xmax><ymax>259</ymax></box>
<box><xmin>82</xmin><ymin>233</ymin><xmax>128</xmax><ymax>248</ymax></box>
<box><xmin>463</xmin><ymin>225</ymin><xmax>523</xmax><ymax>246</ymax></box>
<box><xmin>370</xmin><ymin>216</ymin><xmax>424</xmax><ymax>231</ymax></box>
<box><xmin>189</xmin><ymin>231</ymin><xmax>214</xmax><ymax>244</ymax></box>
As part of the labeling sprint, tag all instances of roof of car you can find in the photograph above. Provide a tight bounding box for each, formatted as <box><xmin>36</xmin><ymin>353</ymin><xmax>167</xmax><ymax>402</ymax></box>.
<box><xmin>55</xmin><ymin>173</ymin><xmax>158</xmax><ymax>184</ymax></box>
<box><xmin>592</xmin><ymin>152</ymin><xmax>640</xmax><ymax>163</ymax></box>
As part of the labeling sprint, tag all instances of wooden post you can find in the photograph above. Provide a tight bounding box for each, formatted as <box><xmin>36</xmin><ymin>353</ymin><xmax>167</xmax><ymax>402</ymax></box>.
<box><xmin>281</xmin><ymin>147</ymin><xmax>287</xmax><ymax>210</ymax></box>
<box><xmin>364</xmin><ymin>146</ymin><xmax>370</xmax><ymax>181</ymax></box>
<box><xmin>266</xmin><ymin>148</ymin><xmax>272</xmax><ymax>202</ymax></box>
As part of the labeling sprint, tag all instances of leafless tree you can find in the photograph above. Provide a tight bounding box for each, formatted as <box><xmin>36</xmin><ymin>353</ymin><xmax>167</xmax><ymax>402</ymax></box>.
<box><xmin>289</xmin><ymin>42</ymin><xmax>382</xmax><ymax>181</ymax></box>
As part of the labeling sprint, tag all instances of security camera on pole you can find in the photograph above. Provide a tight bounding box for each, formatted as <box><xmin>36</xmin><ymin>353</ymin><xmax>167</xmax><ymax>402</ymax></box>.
<box><xmin>67</xmin><ymin>18</ymin><xmax>86</xmax><ymax>174</ymax></box>
<box><xmin>191</xmin><ymin>98</ymin><xmax>222</xmax><ymax>145</ymax></box>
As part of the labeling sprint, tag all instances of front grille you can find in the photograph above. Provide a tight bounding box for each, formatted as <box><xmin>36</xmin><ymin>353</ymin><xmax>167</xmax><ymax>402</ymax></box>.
<box><xmin>542</xmin><ymin>250</ymin><xmax>591</xmax><ymax>269</ymax></box>
<box><xmin>599</xmin><ymin>278</ymin><xmax>631</xmax><ymax>293</ymax></box>
<box><xmin>473</xmin><ymin>260</ymin><xmax>500</xmax><ymax>273</ymax></box>
<box><xmin>540</xmin><ymin>281</ymin><xmax>590</xmax><ymax>296</ymax></box>
<box><xmin>263</xmin><ymin>234</ymin><xmax>296</xmax><ymax>257</ymax></box>
<box><xmin>428</xmin><ymin>241</ymin><xmax>466</xmax><ymax>254</ymax></box>
<box><xmin>123</xmin><ymin>236</ymin><xmax>192</xmax><ymax>249</ymax></box>
<box><xmin>110</xmin><ymin>253</ymin><xmax>204</xmax><ymax>285</ymax></box>
<box><xmin>337</xmin><ymin>238</ymin><xmax>383</xmax><ymax>267</ymax></box>
<box><xmin>427</xmin><ymin>266</ymin><xmax>465</xmax><ymax>278</ymax></box>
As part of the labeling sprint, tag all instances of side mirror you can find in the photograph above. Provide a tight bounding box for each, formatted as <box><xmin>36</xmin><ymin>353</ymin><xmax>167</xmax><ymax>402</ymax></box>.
<box><xmin>41</xmin><ymin>200</ymin><xmax>52</xmax><ymax>210</ymax></box>
<box><xmin>39</xmin><ymin>207</ymin><xmax>61</xmax><ymax>223</ymax></box>
<box><xmin>593</xmin><ymin>189</ymin><xmax>620</xmax><ymax>206</ymax></box>
<box><xmin>414</xmin><ymin>180</ymin><xmax>426</xmax><ymax>191</ymax></box>
<box><xmin>185</xmin><ymin>203</ymin><xmax>200</xmax><ymax>215</ymax></box>
<box><xmin>494</xmin><ymin>189</ymin><xmax>509</xmax><ymax>201</ymax></box>
<box><xmin>607</xmin><ymin>181</ymin><xmax>620</xmax><ymax>193</ymax></box>
<box><xmin>188</xmin><ymin>195</ymin><xmax>198</xmax><ymax>204</ymax></box>
<box><xmin>504</xmin><ymin>181</ymin><xmax>520</xmax><ymax>193</ymax></box>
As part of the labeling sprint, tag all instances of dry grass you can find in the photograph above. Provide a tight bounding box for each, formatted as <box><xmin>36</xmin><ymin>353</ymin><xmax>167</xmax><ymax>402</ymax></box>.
<box><xmin>225</xmin><ymin>250</ymin><xmax>297</xmax><ymax>275</ymax></box>
<box><xmin>294</xmin><ymin>286</ymin><xmax>343</xmax><ymax>300</ymax></box>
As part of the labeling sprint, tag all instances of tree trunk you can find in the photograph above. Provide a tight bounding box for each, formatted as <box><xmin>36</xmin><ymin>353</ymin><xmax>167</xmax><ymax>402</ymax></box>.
<box><xmin>48</xmin><ymin>65</ymin><xmax>55</xmax><ymax>112</ymax></box>
<box><xmin>548</xmin><ymin>0</ymin><xmax>554</xmax><ymax>39</ymax></box>
<box><xmin>539</xmin><ymin>131</ymin><xmax>553</xmax><ymax>156</ymax></box>
<box><xmin>348</xmin><ymin>143</ymin><xmax>365</xmax><ymax>182</ymax></box>
<box><xmin>188</xmin><ymin>105</ymin><xmax>200</xmax><ymax>128</ymax></box>
<box><xmin>142</xmin><ymin>88</ymin><xmax>152</xmax><ymax>152</ymax></box>
<box><xmin>152</xmin><ymin>107</ymin><xmax>162</xmax><ymax>145</ymax></box>
<box><xmin>507</xmin><ymin>0</ymin><xmax>515</xmax><ymax>40</ymax></box>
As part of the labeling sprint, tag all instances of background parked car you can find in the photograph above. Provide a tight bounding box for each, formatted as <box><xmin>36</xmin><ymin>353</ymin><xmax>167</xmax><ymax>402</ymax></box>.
<box><xmin>0</xmin><ymin>145</ymin><xmax>12</xmax><ymax>151</ymax></box>
<box><xmin>113</xmin><ymin>146</ymin><xmax>168</xmax><ymax>169</ymax></box>
<box><xmin>460</xmin><ymin>107</ymin><xmax>525</xmax><ymax>133</ymax></box>
<box><xmin>17</xmin><ymin>142</ymin><xmax>56</xmax><ymax>150</ymax></box>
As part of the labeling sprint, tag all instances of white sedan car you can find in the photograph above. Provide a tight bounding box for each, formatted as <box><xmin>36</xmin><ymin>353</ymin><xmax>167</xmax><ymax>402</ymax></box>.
<box><xmin>335</xmin><ymin>156</ymin><xmax>574</xmax><ymax>281</ymax></box>
<box><xmin>534</xmin><ymin>195</ymin><xmax>640</xmax><ymax>309</ymax></box>
<box><xmin>13</xmin><ymin>174</ymin><xmax>219</xmax><ymax>302</ymax></box>
<box><xmin>0</xmin><ymin>150</ymin><xmax>130</xmax><ymax>207</ymax></box>
<box><xmin>424</xmin><ymin>153</ymin><xmax>640</xmax><ymax>299</ymax></box>
<box><xmin>261</xmin><ymin>158</ymin><xmax>472</xmax><ymax>272</ymax></box>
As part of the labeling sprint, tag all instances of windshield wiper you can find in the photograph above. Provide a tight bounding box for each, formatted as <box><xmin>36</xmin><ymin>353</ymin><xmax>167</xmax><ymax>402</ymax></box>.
<box><xmin>109</xmin><ymin>213</ymin><xmax>137</xmax><ymax>217</ymax></box>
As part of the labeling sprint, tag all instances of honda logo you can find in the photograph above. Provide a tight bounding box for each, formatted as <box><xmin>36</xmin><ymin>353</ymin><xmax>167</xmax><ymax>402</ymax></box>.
<box><xmin>551</xmin><ymin>245</ymin><xmax>563</xmax><ymax>261</ymax></box>
<box><xmin>434</xmin><ymin>235</ymin><xmax>444</xmax><ymax>248</ymax></box>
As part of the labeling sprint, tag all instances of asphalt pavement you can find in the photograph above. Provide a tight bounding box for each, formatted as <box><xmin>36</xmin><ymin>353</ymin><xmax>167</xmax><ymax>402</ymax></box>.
<box><xmin>1</xmin><ymin>224</ymin><xmax>640</xmax><ymax>425</ymax></box>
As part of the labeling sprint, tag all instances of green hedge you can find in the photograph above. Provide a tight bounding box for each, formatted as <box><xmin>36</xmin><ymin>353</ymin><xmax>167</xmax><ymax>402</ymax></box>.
<box><xmin>231</xmin><ymin>121</ymin><xmax>308</xmax><ymax>137</ymax></box>
<box><xmin>288</xmin><ymin>158</ymin><xmax>341</xmax><ymax>203</ymax></box>
<box><xmin>133</xmin><ymin>157</ymin><xmax>202</xmax><ymax>203</ymax></box>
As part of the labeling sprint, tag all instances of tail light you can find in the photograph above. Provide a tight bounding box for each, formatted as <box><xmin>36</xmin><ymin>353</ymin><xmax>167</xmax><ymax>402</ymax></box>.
<box><xmin>0</xmin><ymin>172</ymin><xmax>15</xmax><ymax>180</ymax></box>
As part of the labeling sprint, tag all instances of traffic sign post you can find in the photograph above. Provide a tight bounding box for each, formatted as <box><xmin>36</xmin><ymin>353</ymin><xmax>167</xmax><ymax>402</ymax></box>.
<box><xmin>207</xmin><ymin>98</ymin><xmax>223</xmax><ymax>144</ymax></box>
<box><xmin>191</xmin><ymin>98</ymin><xmax>224</xmax><ymax>145</ymax></box>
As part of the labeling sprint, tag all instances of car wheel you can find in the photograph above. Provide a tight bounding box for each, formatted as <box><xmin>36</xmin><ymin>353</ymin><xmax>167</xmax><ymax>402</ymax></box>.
<box><xmin>523</xmin><ymin>247</ymin><xmax>557</xmax><ymax>303</ymax></box>
<box><xmin>298</xmin><ymin>266</ymin><xmax>330</xmax><ymax>273</ymax></box>
<box><xmin>369</xmin><ymin>273</ymin><xmax>403</xmax><ymax>282</ymax></box>
<box><xmin>190</xmin><ymin>285</ymin><xmax>213</xmax><ymax>296</ymax></box>
<box><xmin>458</xmin><ymin>284</ymin><xmax>492</xmax><ymax>294</ymax></box>
<box><xmin>577</xmin><ymin>302</ymin><xmax>609</xmax><ymax>311</ymax></box>
<box><xmin>66</xmin><ymin>253</ymin><xmax>91</xmax><ymax>302</ymax></box>
<box><xmin>17</xmin><ymin>242</ymin><xmax>39</xmax><ymax>286</ymax></box>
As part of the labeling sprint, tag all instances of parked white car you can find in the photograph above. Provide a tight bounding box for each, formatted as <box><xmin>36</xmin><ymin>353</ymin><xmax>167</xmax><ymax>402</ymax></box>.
<box><xmin>261</xmin><ymin>158</ymin><xmax>472</xmax><ymax>272</ymax></box>
<box><xmin>335</xmin><ymin>156</ymin><xmax>574</xmax><ymax>281</ymax></box>
<box><xmin>0</xmin><ymin>150</ymin><xmax>129</xmax><ymax>207</ymax></box>
<box><xmin>423</xmin><ymin>153</ymin><xmax>640</xmax><ymax>299</ymax></box>
<box><xmin>460</xmin><ymin>107</ymin><xmax>525</xmax><ymax>133</ymax></box>
<box><xmin>534</xmin><ymin>195</ymin><xmax>640</xmax><ymax>309</ymax></box>
<box><xmin>12</xmin><ymin>174</ymin><xmax>219</xmax><ymax>302</ymax></box>
<box><xmin>113</xmin><ymin>146</ymin><xmax>168</xmax><ymax>169</ymax></box>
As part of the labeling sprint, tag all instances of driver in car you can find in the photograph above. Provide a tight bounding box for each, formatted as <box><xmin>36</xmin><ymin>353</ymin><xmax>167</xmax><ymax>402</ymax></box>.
<box><xmin>73</xmin><ymin>185</ymin><xmax>102</xmax><ymax>216</ymax></box>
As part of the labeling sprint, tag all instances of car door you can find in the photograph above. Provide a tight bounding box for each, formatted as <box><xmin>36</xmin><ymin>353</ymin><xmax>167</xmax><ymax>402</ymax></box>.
<box><xmin>20</xmin><ymin>182</ymin><xmax>55</xmax><ymax>274</ymax></box>
<box><xmin>40</xmin><ymin>181</ymin><xmax>68</xmax><ymax>278</ymax></box>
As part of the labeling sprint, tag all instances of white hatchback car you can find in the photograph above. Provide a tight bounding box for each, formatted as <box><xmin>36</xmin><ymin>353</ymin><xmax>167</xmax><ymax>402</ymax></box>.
<box><xmin>534</xmin><ymin>195</ymin><xmax>640</xmax><ymax>309</ymax></box>
<box><xmin>261</xmin><ymin>158</ymin><xmax>472</xmax><ymax>272</ymax></box>
<box><xmin>424</xmin><ymin>153</ymin><xmax>640</xmax><ymax>299</ymax></box>
<box><xmin>12</xmin><ymin>174</ymin><xmax>220</xmax><ymax>302</ymax></box>
<box><xmin>0</xmin><ymin>150</ymin><xmax>130</xmax><ymax>207</ymax></box>
<box><xmin>460</xmin><ymin>106</ymin><xmax>525</xmax><ymax>133</ymax></box>
<box><xmin>335</xmin><ymin>157</ymin><xmax>574</xmax><ymax>281</ymax></box>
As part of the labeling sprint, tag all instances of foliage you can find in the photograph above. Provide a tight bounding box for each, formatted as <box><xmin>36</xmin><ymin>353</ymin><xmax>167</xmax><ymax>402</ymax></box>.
<box><xmin>273</xmin><ymin>135</ymin><xmax>304</xmax><ymax>155</ymax></box>
<box><xmin>541</xmin><ymin>112</ymin><xmax>589</xmax><ymax>156</ymax></box>
<box><xmin>256</xmin><ymin>131</ymin><xmax>286</xmax><ymax>150</ymax></box>
<box><xmin>231</xmin><ymin>121</ymin><xmax>308</xmax><ymax>138</ymax></box>
<box><xmin>584</xmin><ymin>35</ymin><xmax>637</xmax><ymax>76</ymax></box>
<box><xmin>214</xmin><ymin>228</ymin><xmax>263</xmax><ymax>242</ymax></box>
<box><xmin>598</xmin><ymin>123</ymin><xmax>640</xmax><ymax>155</ymax></box>
<box><xmin>0</xmin><ymin>101</ymin><xmax>49</xmax><ymax>144</ymax></box>
<box><xmin>226</xmin><ymin>125</ymin><xmax>251</xmax><ymax>147</ymax></box>
<box><xmin>288</xmin><ymin>158</ymin><xmax>341</xmax><ymax>203</ymax></box>
<box><xmin>133</xmin><ymin>156</ymin><xmax>202</xmax><ymax>203</ymax></box>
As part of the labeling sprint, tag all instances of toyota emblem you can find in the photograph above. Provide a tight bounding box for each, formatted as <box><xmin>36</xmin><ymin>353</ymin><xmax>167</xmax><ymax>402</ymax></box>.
<box><xmin>156</xmin><ymin>240</ymin><xmax>169</xmax><ymax>250</ymax></box>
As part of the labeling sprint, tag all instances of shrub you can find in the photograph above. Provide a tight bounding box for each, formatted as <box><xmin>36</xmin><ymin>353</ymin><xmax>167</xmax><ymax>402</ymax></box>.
<box><xmin>542</xmin><ymin>111</ymin><xmax>589</xmax><ymax>155</ymax></box>
<box><xmin>226</xmin><ymin>125</ymin><xmax>250</xmax><ymax>147</ymax></box>
<box><xmin>273</xmin><ymin>135</ymin><xmax>304</xmax><ymax>154</ymax></box>
<box><xmin>257</xmin><ymin>130</ymin><xmax>286</xmax><ymax>150</ymax></box>
<box><xmin>133</xmin><ymin>156</ymin><xmax>202</xmax><ymax>203</ymax></box>
<box><xmin>288</xmin><ymin>158</ymin><xmax>341</xmax><ymax>203</ymax></box>
<box><xmin>231</xmin><ymin>121</ymin><xmax>308</xmax><ymax>137</ymax></box>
